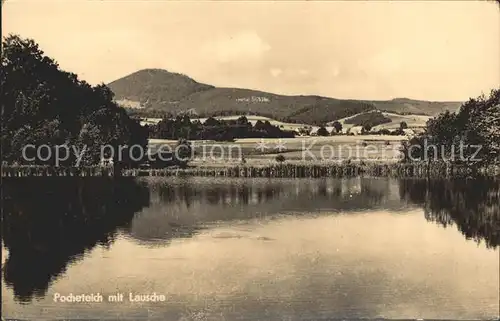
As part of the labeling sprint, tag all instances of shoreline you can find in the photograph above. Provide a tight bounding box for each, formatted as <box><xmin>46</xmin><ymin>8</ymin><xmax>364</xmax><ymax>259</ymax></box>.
<box><xmin>2</xmin><ymin>163</ymin><xmax>500</xmax><ymax>179</ymax></box>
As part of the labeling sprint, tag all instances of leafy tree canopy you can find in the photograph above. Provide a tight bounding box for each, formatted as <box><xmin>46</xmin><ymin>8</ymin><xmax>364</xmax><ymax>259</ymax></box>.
<box><xmin>402</xmin><ymin>89</ymin><xmax>500</xmax><ymax>167</ymax></box>
<box><xmin>316</xmin><ymin>126</ymin><xmax>329</xmax><ymax>136</ymax></box>
<box><xmin>1</xmin><ymin>35</ymin><xmax>148</xmax><ymax>166</ymax></box>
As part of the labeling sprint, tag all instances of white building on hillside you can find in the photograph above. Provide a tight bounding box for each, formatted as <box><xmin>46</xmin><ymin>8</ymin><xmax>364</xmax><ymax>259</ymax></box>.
<box><xmin>402</xmin><ymin>128</ymin><xmax>416</xmax><ymax>137</ymax></box>
<box><xmin>347</xmin><ymin>126</ymin><xmax>364</xmax><ymax>135</ymax></box>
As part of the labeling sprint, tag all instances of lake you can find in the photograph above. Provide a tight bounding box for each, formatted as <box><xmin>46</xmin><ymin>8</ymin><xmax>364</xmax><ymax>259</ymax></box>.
<box><xmin>1</xmin><ymin>177</ymin><xmax>499</xmax><ymax>320</ymax></box>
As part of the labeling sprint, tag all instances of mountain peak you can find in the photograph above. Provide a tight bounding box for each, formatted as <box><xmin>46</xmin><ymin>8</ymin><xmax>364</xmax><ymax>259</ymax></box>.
<box><xmin>391</xmin><ymin>97</ymin><xmax>414</xmax><ymax>102</ymax></box>
<box><xmin>108</xmin><ymin>69</ymin><xmax>214</xmax><ymax>105</ymax></box>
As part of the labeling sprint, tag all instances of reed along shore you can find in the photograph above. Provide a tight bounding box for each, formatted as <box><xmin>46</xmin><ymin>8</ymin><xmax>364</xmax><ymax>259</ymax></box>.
<box><xmin>1</xmin><ymin>166</ymin><xmax>116</xmax><ymax>177</ymax></box>
<box><xmin>3</xmin><ymin>163</ymin><xmax>499</xmax><ymax>178</ymax></box>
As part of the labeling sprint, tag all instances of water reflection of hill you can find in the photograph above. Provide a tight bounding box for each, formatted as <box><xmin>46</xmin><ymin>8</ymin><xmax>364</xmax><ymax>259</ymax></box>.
<box><xmin>399</xmin><ymin>179</ymin><xmax>500</xmax><ymax>248</ymax></box>
<box><xmin>4</xmin><ymin>176</ymin><xmax>496</xmax><ymax>304</ymax></box>
<box><xmin>127</xmin><ymin>178</ymin><xmax>411</xmax><ymax>247</ymax></box>
<box><xmin>1</xmin><ymin>178</ymin><xmax>150</xmax><ymax>303</ymax></box>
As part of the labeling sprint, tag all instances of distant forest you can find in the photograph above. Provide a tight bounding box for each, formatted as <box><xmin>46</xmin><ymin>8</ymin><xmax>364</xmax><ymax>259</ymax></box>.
<box><xmin>127</xmin><ymin>108</ymin><xmax>304</xmax><ymax>123</ymax></box>
<box><xmin>148</xmin><ymin>115</ymin><xmax>295</xmax><ymax>141</ymax></box>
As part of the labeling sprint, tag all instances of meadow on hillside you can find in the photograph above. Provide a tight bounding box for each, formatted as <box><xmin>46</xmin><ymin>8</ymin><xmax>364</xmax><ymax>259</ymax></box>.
<box><xmin>148</xmin><ymin>135</ymin><xmax>408</xmax><ymax>166</ymax></box>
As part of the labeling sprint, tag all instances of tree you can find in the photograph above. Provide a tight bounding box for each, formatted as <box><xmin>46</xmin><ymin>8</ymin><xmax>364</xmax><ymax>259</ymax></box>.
<box><xmin>363</xmin><ymin>124</ymin><xmax>372</xmax><ymax>133</ymax></box>
<box><xmin>317</xmin><ymin>126</ymin><xmax>329</xmax><ymax>136</ymax></box>
<box><xmin>174</xmin><ymin>138</ymin><xmax>192</xmax><ymax>168</ymax></box>
<box><xmin>401</xmin><ymin>89</ymin><xmax>500</xmax><ymax>167</ymax></box>
<box><xmin>332</xmin><ymin>121</ymin><xmax>343</xmax><ymax>134</ymax></box>
<box><xmin>298</xmin><ymin>127</ymin><xmax>312</xmax><ymax>136</ymax></box>
<box><xmin>275</xmin><ymin>154</ymin><xmax>285</xmax><ymax>163</ymax></box>
<box><xmin>400</xmin><ymin>121</ymin><xmax>408</xmax><ymax>130</ymax></box>
<box><xmin>204</xmin><ymin>117</ymin><xmax>220</xmax><ymax>127</ymax></box>
<box><xmin>1</xmin><ymin>35</ymin><xmax>148</xmax><ymax>167</ymax></box>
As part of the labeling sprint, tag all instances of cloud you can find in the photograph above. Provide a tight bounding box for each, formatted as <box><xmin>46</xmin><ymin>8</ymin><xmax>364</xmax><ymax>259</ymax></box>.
<box><xmin>202</xmin><ymin>31</ymin><xmax>271</xmax><ymax>63</ymax></box>
<box><xmin>357</xmin><ymin>48</ymin><xmax>404</xmax><ymax>76</ymax></box>
<box><xmin>331</xmin><ymin>65</ymin><xmax>340</xmax><ymax>77</ymax></box>
<box><xmin>270</xmin><ymin>68</ymin><xmax>282</xmax><ymax>77</ymax></box>
<box><xmin>270</xmin><ymin>68</ymin><xmax>311</xmax><ymax>79</ymax></box>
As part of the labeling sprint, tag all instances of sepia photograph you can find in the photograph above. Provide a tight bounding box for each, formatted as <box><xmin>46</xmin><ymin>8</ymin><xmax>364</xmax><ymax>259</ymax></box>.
<box><xmin>1</xmin><ymin>0</ymin><xmax>499</xmax><ymax>320</ymax></box>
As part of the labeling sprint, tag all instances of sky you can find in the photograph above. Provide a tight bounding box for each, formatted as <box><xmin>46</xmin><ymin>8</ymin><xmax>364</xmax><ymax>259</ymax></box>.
<box><xmin>2</xmin><ymin>0</ymin><xmax>499</xmax><ymax>101</ymax></box>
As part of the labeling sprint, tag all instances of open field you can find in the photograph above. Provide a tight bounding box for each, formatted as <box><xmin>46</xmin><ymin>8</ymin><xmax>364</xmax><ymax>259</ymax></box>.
<box><xmin>374</xmin><ymin>112</ymin><xmax>431</xmax><ymax>130</ymax></box>
<box><xmin>148</xmin><ymin>135</ymin><xmax>408</xmax><ymax>166</ymax></box>
<box><xmin>330</xmin><ymin>111</ymin><xmax>432</xmax><ymax>131</ymax></box>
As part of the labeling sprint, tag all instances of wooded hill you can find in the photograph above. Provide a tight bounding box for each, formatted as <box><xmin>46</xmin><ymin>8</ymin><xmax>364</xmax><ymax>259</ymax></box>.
<box><xmin>109</xmin><ymin>69</ymin><xmax>463</xmax><ymax>125</ymax></box>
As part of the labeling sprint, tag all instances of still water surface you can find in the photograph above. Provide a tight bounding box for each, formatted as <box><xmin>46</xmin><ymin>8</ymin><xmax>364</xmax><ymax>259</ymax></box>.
<box><xmin>2</xmin><ymin>177</ymin><xmax>499</xmax><ymax>320</ymax></box>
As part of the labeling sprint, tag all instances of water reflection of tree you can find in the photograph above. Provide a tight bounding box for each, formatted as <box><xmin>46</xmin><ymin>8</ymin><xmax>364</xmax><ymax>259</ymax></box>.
<box><xmin>156</xmin><ymin>182</ymin><xmax>287</xmax><ymax>208</ymax></box>
<box><xmin>151</xmin><ymin>179</ymin><xmax>389</xmax><ymax>209</ymax></box>
<box><xmin>129</xmin><ymin>178</ymin><xmax>400</xmax><ymax>247</ymax></box>
<box><xmin>1</xmin><ymin>178</ymin><xmax>150</xmax><ymax>303</ymax></box>
<box><xmin>399</xmin><ymin>179</ymin><xmax>500</xmax><ymax>248</ymax></box>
